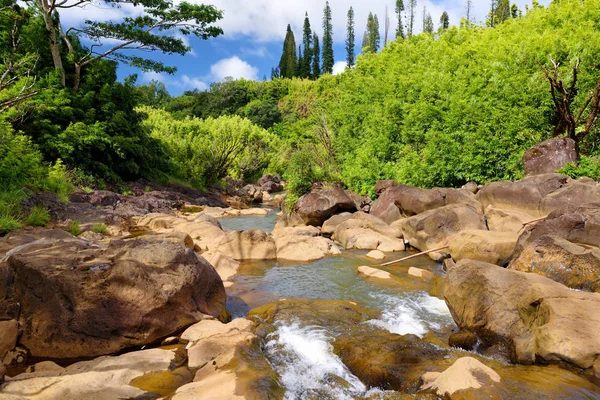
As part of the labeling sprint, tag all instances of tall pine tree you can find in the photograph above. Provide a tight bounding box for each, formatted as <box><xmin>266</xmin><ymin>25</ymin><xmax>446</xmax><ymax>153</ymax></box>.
<box><xmin>408</xmin><ymin>0</ymin><xmax>417</xmax><ymax>36</ymax></box>
<box><xmin>278</xmin><ymin>24</ymin><xmax>297</xmax><ymax>78</ymax></box>
<box><xmin>372</xmin><ymin>14</ymin><xmax>381</xmax><ymax>52</ymax></box>
<box><xmin>362</xmin><ymin>13</ymin><xmax>373</xmax><ymax>52</ymax></box>
<box><xmin>346</xmin><ymin>6</ymin><xmax>356</xmax><ymax>67</ymax></box>
<box><xmin>312</xmin><ymin>33</ymin><xmax>321</xmax><ymax>78</ymax></box>
<box><xmin>440</xmin><ymin>11</ymin><xmax>449</xmax><ymax>29</ymax></box>
<box><xmin>322</xmin><ymin>1</ymin><xmax>334</xmax><ymax>74</ymax></box>
<box><xmin>495</xmin><ymin>0</ymin><xmax>511</xmax><ymax>24</ymax></box>
<box><xmin>297</xmin><ymin>45</ymin><xmax>303</xmax><ymax>75</ymax></box>
<box><xmin>395</xmin><ymin>0</ymin><xmax>405</xmax><ymax>39</ymax></box>
<box><xmin>301</xmin><ymin>12</ymin><xmax>313</xmax><ymax>79</ymax></box>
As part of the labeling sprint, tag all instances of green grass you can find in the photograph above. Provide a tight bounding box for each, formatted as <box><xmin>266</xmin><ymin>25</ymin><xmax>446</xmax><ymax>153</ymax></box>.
<box><xmin>92</xmin><ymin>223</ymin><xmax>108</xmax><ymax>234</ymax></box>
<box><xmin>67</xmin><ymin>220</ymin><xmax>81</xmax><ymax>236</ymax></box>
<box><xmin>26</xmin><ymin>206</ymin><xmax>50</xmax><ymax>227</ymax></box>
<box><xmin>121</xmin><ymin>189</ymin><xmax>133</xmax><ymax>196</ymax></box>
<box><xmin>0</xmin><ymin>213</ymin><xmax>22</xmax><ymax>235</ymax></box>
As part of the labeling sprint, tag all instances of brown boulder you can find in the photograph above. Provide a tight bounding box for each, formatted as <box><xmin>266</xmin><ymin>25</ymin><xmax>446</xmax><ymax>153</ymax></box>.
<box><xmin>0</xmin><ymin>238</ymin><xmax>227</xmax><ymax>359</ymax></box>
<box><xmin>522</xmin><ymin>137</ymin><xmax>578</xmax><ymax>176</ymax></box>
<box><xmin>321</xmin><ymin>212</ymin><xmax>353</xmax><ymax>237</ymax></box>
<box><xmin>374</xmin><ymin>180</ymin><xmax>399</xmax><ymax>196</ymax></box>
<box><xmin>540</xmin><ymin>182</ymin><xmax>600</xmax><ymax>215</ymax></box>
<box><xmin>0</xmin><ymin>319</ymin><xmax>18</xmax><ymax>361</ymax></box>
<box><xmin>476</xmin><ymin>173</ymin><xmax>570</xmax><ymax>217</ymax></box>
<box><xmin>509</xmin><ymin>235</ymin><xmax>600</xmax><ymax>292</ymax></box>
<box><xmin>0</xmin><ymin>229</ymin><xmax>74</xmax><ymax>255</ymax></box>
<box><xmin>444</xmin><ymin>259</ymin><xmax>600</xmax><ymax>372</ymax></box>
<box><xmin>485</xmin><ymin>207</ymin><xmax>535</xmax><ymax>233</ymax></box>
<box><xmin>215</xmin><ymin>230</ymin><xmax>277</xmax><ymax>261</ymax></box>
<box><xmin>448</xmin><ymin>229</ymin><xmax>519</xmax><ymax>266</ymax></box>
<box><xmin>293</xmin><ymin>186</ymin><xmax>357</xmax><ymax>226</ymax></box>
<box><xmin>401</xmin><ymin>203</ymin><xmax>487</xmax><ymax>260</ymax></box>
<box><xmin>371</xmin><ymin>184</ymin><xmax>477</xmax><ymax>224</ymax></box>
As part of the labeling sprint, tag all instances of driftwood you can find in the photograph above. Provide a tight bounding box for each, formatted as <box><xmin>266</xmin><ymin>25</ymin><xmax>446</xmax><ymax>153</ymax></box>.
<box><xmin>378</xmin><ymin>246</ymin><xmax>449</xmax><ymax>267</ymax></box>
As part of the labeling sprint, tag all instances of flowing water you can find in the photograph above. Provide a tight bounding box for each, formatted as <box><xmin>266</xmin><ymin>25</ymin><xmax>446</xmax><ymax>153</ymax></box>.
<box><xmin>224</xmin><ymin>212</ymin><xmax>600</xmax><ymax>399</ymax></box>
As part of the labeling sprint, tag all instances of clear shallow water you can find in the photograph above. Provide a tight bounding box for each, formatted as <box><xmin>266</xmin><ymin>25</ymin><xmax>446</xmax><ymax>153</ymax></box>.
<box><xmin>218</xmin><ymin>207</ymin><xmax>280</xmax><ymax>233</ymax></box>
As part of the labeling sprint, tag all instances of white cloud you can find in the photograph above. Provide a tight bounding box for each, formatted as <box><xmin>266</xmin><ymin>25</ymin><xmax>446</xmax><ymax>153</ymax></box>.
<box><xmin>142</xmin><ymin>71</ymin><xmax>166</xmax><ymax>83</ymax></box>
<box><xmin>141</xmin><ymin>72</ymin><xmax>208</xmax><ymax>91</ymax></box>
<box><xmin>240</xmin><ymin>45</ymin><xmax>270</xmax><ymax>58</ymax></box>
<box><xmin>332</xmin><ymin>61</ymin><xmax>347</xmax><ymax>75</ymax></box>
<box><xmin>181</xmin><ymin>75</ymin><xmax>208</xmax><ymax>91</ymax></box>
<box><xmin>210</xmin><ymin>56</ymin><xmax>259</xmax><ymax>81</ymax></box>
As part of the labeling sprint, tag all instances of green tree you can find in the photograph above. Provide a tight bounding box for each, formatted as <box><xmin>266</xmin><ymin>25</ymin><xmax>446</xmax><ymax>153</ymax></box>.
<box><xmin>30</xmin><ymin>0</ymin><xmax>223</xmax><ymax>91</ymax></box>
<box><xmin>495</xmin><ymin>0</ymin><xmax>511</xmax><ymax>24</ymax></box>
<box><xmin>408</xmin><ymin>0</ymin><xmax>417</xmax><ymax>36</ymax></box>
<box><xmin>322</xmin><ymin>1</ymin><xmax>334</xmax><ymax>74</ymax></box>
<box><xmin>423</xmin><ymin>7</ymin><xmax>434</xmax><ymax>33</ymax></box>
<box><xmin>301</xmin><ymin>12</ymin><xmax>313</xmax><ymax>79</ymax></box>
<box><xmin>278</xmin><ymin>24</ymin><xmax>297</xmax><ymax>78</ymax></box>
<box><xmin>511</xmin><ymin>4</ymin><xmax>521</xmax><ymax>18</ymax></box>
<box><xmin>440</xmin><ymin>11</ymin><xmax>450</xmax><ymax>30</ymax></box>
<box><xmin>312</xmin><ymin>33</ymin><xmax>321</xmax><ymax>78</ymax></box>
<box><xmin>371</xmin><ymin>15</ymin><xmax>381</xmax><ymax>52</ymax></box>
<box><xmin>395</xmin><ymin>0</ymin><xmax>405</xmax><ymax>39</ymax></box>
<box><xmin>346</xmin><ymin>7</ymin><xmax>356</xmax><ymax>67</ymax></box>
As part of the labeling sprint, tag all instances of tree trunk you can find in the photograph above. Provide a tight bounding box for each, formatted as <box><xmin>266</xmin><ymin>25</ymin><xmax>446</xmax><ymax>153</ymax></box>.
<box><xmin>39</xmin><ymin>4</ymin><xmax>66</xmax><ymax>87</ymax></box>
<box><xmin>73</xmin><ymin>64</ymin><xmax>82</xmax><ymax>92</ymax></box>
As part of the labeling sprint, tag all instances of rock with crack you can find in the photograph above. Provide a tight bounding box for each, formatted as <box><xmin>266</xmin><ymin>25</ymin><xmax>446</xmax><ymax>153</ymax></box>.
<box><xmin>444</xmin><ymin>259</ymin><xmax>600</xmax><ymax>374</ymax></box>
<box><xmin>0</xmin><ymin>238</ymin><xmax>227</xmax><ymax>359</ymax></box>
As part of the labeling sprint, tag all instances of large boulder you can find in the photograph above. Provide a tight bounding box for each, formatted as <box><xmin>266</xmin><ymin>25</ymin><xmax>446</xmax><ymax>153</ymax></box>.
<box><xmin>293</xmin><ymin>186</ymin><xmax>357</xmax><ymax>226</ymax></box>
<box><xmin>374</xmin><ymin>180</ymin><xmax>399</xmax><ymax>196</ymax></box>
<box><xmin>475</xmin><ymin>174</ymin><xmax>570</xmax><ymax>217</ymax></box>
<box><xmin>274</xmin><ymin>234</ymin><xmax>340</xmax><ymax>262</ymax></box>
<box><xmin>371</xmin><ymin>184</ymin><xmax>477</xmax><ymax>224</ymax></box>
<box><xmin>539</xmin><ymin>181</ymin><xmax>600</xmax><ymax>216</ymax></box>
<box><xmin>444</xmin><ymin>259</ymin><xmax>600</xmax><ymax>373</ymax></box>
<box><xmin>333</xmin><ymin>214</ymin><xmax>405</xmax><ymax>252</ymax></box>
<box><xmin>0</xmin><ymin>238</ymin><xmax>227</xmax><ymax>359</ymax></box>
<box><xmin>509</xmin><ymin>236</ymin><xmax>600</xmax><ymax>292</ymax></box>
<box><xmin>215</xmin><ymin>230</ymin><xmax>277</xmax><ymax>261</ymax></box>
<box><xmin>321</xmin><ymin>212</ymin><xmax>353</xmax><ymax>237</ymax></box>
<box><xmin>401</xmin><ymin>203</ymin><xmax>487</xmax><ymax>259</ymax></box>
<box><xmin>448</xmin><ymin>229</ymin><xmax>519</xmax><ymax>266</ymax></box>
<box><xmin>484</xmin><ymin>207</ymin><xmax>535</xmax><ymax>233</ymax></box>
<box><xmin>522</xmin><ymin>137</ymin><xmax>578</xmax><ymax>176</ymax></box>
<box><xmin>344</xmin><ymin>190</ymin><xmax>372</xmax><ymax>212</ymax></box>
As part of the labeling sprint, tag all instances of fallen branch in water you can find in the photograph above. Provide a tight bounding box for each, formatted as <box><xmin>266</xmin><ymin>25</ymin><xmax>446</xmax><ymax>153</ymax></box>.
<box><xmin>378</xmin><ymin>246</ymin><xmax>450</xmax><ymax>267</ymax></box>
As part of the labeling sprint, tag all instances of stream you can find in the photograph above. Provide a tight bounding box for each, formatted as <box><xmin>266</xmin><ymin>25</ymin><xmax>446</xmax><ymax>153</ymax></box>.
<box><xmin>220</xmin><ymin>209</ymin><xmax>600</xmax><ymax>399</ymax></box>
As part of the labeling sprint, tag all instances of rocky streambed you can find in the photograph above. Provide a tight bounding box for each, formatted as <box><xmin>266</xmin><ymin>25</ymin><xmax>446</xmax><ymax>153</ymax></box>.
<box><xmin>1</xmin><ymin>173</ymin><xmax>600</xmax><ymax>399</ymax></box>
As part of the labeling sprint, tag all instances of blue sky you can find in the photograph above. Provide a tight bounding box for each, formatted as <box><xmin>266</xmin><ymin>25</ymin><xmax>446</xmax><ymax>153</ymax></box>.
<box><xmin>61</xmin><ymin>0</ymin><xmax>550</xmax><ymax>96</ymax></box>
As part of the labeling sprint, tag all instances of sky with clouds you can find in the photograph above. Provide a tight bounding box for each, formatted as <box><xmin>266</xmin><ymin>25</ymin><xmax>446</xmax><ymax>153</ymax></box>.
<box><xmin>60</xmin><ymin>0</ymin><xmax>550</xmax><ymax>95</ymax></box>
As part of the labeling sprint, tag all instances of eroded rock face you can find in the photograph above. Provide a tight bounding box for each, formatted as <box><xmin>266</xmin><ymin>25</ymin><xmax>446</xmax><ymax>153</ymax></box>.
<box><xmin>509</xmin><ymin>236</ymin><xmax>600</xmax><ymax>292</ymax></box>
<box><xmin>444</xmin><ymin>259</ymin><xmax>600</xmax><ymax>373</ymax></box>
<box><xmin>401</xmin><ymin>203</ymin><xmax>486</xmax><ymax>259</ymax></box>
<box><xmin>371</xmin><ymin>185</ymin><xmax>478</xmax><ymax>224</ymax></box>
<box><xmin>522</xmin><ymin>137</ymin><xmax>578</xmax><ymax>176</ymax></box>
<box><xmin>293</xmin><ymin>186</ymin><xmax>357</xmax><ymax>226</ymax></box>
<box><xmin>0</xmin><ymin>238</ymin><xmax>227</xmax><ymax>359</ymax></box>
<box><xmin>448</xmin><ymin>229</ymin><xmax>519</xmax><ymax>266</ymax></box>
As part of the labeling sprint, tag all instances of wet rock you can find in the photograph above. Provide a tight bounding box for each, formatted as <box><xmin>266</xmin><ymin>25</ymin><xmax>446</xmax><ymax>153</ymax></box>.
<box><xmin>522</xmin><ymin>137</ymin><xmax>578</xmax><ymax>176</ymax></box>
<box><xmin>444</xmin><ymin>259</ymin><xmax>600</xmax><ymax>372</ymax></box>
<box><xmin>407</xmin><ymin>267</ymin><xmax>436</xmax><ymax>281</ymax></box>
<box><xmin>333</xmin><ymin>332</ymin><xmax>448</xmax><ymax>392</ymax></box>
<box><xmin>293</xmin><ymin>186</ymin><xmax>357</xmax><ymax>226</ymax></box>
<box><xmin>476</xmin><ymin>173</ymin><xmax>570</xmax><ymax>217</ymax></box>
<box><xmin>509</xmin><ymin>235</ymin><xmax>600</xmax><ymax>292</ymax></box>
<box><xmin>366</xmin><ymin>250</ymin><xmax>386</xmax><ymax>260</ymax></box>
<box><xmin>371</xmin><ymin>184</ymin><xmax>478</xmax><ymax>224</ymax></box>
<box><xmin>448</xmin><ymin>330</ymin><xmax>479</xmax><ymax>351</ymax></box>
<box><xmin>401</xmin><ymin>203</ymin><xmax>487</xmax><ymax>260</ymax></box>
<box><xmin>0</xmin><ymin>238</ymin><xmax>227</xmax><ymax>359</ymax></box>
<box><xmin>216</xmin><ymin>230</ymin><xmax>277</xmax><ymax>261</ymax></box>
<box><xmin>358</xmin><ymin>266</ymin><xmax>394</xmax><ymax>280</ymax></box>
<box><xmin>448</xmin><ymin>229</ymin><xmax>519</xmax><ymax>266</ymax></box>
<box><xmin>420</xmin><ymin>357</ymin><xmax>501</xmax><ymax>396</ymax></box>
<box><xmin>1</xmin><ymin>348</ymin><xmax>179</xmax><ymax>399</ymax></box>
<box><xmin>485</xmin><ymin>207</ymin><xmax>535</xmax><ymax>233</ymax></box>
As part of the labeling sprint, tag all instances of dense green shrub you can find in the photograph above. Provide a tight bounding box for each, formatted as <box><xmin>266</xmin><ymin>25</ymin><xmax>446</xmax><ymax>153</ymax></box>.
<box><xmin>26</xmin><ymin>206</ymin><xmax>50</xmax><ymax>227</ymax></box>
<box><xmin>559</xmin><ymin>156</ymin><xmax>600</xmax><ymax>181</ymax></box>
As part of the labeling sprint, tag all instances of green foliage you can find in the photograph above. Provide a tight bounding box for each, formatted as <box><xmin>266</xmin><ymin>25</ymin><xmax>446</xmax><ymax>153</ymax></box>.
<box><xmin>558</xmin><ymin>157</ymin><xmax>600</xmax><ymax>181</ymax></box>
<box><xmin>26</xmin><ymin>206</ymin><xmax>50</xmax><ymax>227</ymax></box>
<box><xmin>346</xmin><ymin>7</ymin><xmax>356</xmax><ymax>67</ymax></box>
<box><xmin>322</xmin><ymin>1</ymin><xmax>334</xmax><ymax>74</ymax></box>
<box><xmin>67</xmin><ymin>220</ymin><xmax>81</xmax><ymax>236</ymax></box>
<box><xmin>0</xmin><ymin>213</ymin><xmax>21</xmax><ymax>235</ymax></box>
<box><xmin>0</xmin><ymin>121</ymin><xmax>46</xmax><ymax>190</ymax></box>
<box><xmin>43</xmin><ymin>160</ymin><xmax>74</xmax><ymax>203</ymax></box>
<box><xmin>93</xmin><ymin>223</ymin><xmax>108</xmax><ymax>234</ymax></box>
<box><xmin>140</xmin><ymin>106</ymin><xmax>276</xmax><ymax>186</ymax></box>
<box><xmin>279</xmin><ymin>25</ymin><xmax>297</xmax><ymax>79</ymax></box>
